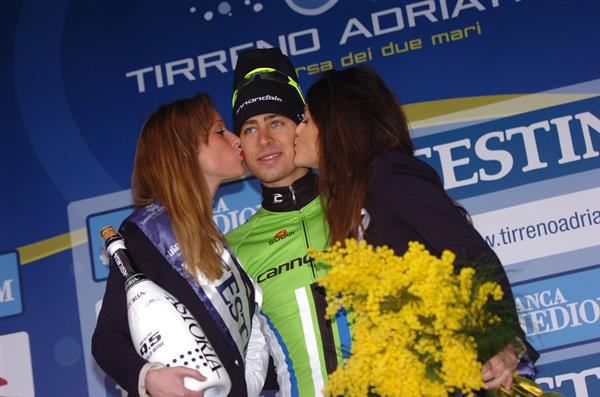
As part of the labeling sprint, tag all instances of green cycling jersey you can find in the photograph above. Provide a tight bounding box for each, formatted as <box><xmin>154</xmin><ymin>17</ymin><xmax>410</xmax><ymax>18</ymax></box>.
<box><xmin>226</xmin><ymin>172</ymin><xmax>351</xmax><ymax>397</ymax></box>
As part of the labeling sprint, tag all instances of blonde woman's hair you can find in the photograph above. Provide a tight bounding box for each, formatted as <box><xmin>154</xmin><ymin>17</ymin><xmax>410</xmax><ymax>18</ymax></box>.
<box><xmin>132</xmin><ymin>92</ymin><xmax>224</xmax><ymax>281</ymax></box>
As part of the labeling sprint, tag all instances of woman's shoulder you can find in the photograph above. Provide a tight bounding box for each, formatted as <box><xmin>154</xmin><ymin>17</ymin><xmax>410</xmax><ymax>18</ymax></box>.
<box><xmin>118</xmin><ymin>220</ymin><xmax>160</xmax><ymax>261</ymax></box>
<box><xmin>371</xmin><ymin>149</ymin><xmax>441</xmax><ymax>184</ymax></box>
<box><xmin>119</xmin><ymin>218</ymin><xmax>145</xmax><ymax>243</ymax></box>
<box><xmin>119</xmin><ymin>204</ymin><xmax>165</xmax><ymax>244</ymax></box>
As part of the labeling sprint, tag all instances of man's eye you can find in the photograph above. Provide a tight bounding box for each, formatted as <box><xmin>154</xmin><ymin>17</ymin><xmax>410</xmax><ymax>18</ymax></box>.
<box><xmin>271</xmin><ymin>120</ymin><xmax>284</xmax><ymax>128</ymax></box>
<box><xmin>243</xmin><ymin>127</ymin><xmax>256</xmax><ymax>135</ymax></box>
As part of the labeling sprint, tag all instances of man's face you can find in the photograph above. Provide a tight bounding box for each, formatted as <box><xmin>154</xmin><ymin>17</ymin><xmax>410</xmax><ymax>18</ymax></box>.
<box><xmin>239</xmin><ymin>113</ymin><xmax>308</xmax><ymax>188</ymax></box>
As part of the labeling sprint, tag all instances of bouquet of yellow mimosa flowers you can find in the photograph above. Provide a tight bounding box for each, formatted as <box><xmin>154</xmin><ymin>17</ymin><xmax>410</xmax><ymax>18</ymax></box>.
<box><xmin>311</xmin><ymin>239</ymin><xmax>561</xmax><ymax>397</ymax></box>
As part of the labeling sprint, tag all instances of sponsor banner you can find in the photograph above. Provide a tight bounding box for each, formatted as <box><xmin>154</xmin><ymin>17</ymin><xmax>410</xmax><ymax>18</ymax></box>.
<box><xmin>512</xmin><ymin>266</ymin><xmax>600</xmax><ymax>352</ymax></box>
<box><xmin>0</xmin><ymin>251</ymin><xmax>22</xmax><ymax>318</ymax></box>
<box><xmin>413</xmin><ymin>97</ymin><xmax>600</xmax><ymax>200</ymax></box>
<box><xmin>213</xmin><ymin>177</ymin><xmax>262</xmax><ymax>235</ymax></box>
<box><xmin>0</xmin><ymin>331</ymin><xmax>35</xmax><ymax>396</ymax></box>
<box><xmin>471</xmin><ymin>186</ymin><xmax>600</xmax><ymax>266</ymax></box>
<box><xmin>116</xmin><ymin>1</ymin><xmax>532</xmax><ymax>96</ymax></box>
<box><xmin>536</xmin><ymin>351</ymin><xmax>600</xmax><ymax>397</ymax></box>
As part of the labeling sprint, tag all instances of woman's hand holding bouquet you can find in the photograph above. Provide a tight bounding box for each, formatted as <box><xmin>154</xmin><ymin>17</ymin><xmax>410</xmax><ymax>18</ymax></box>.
<box><xmin>311</xmin><ymin>240</ymin><xmax>563</xmax><ymax>397</ymax></box>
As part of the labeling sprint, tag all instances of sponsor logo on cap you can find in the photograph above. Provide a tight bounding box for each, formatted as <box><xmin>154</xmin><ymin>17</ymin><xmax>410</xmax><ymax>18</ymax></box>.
<box><xmin>235</xmin><ymin>95</ymin><xmax>282</xmax><ymax>114</ymax></box>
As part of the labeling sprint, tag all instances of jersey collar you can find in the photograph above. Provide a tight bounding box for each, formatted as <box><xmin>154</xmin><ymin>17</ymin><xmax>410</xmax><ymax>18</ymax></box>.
<box><xmin>261</xmin><ymin>171</ymin><xmax>319</xmax><ymax>212</ymax></box>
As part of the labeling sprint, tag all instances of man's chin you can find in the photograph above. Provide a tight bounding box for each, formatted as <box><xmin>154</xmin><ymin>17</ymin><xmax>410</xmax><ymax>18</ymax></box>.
<box><xmin>245</xmin><ymin>163</ymin><xmax>279</xmax><ymax>179</ymax></box>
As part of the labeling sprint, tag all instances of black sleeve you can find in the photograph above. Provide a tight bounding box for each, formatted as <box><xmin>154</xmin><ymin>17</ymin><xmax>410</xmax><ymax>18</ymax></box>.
<box><xmin>370</xmin><ymin>153</ymin><xmax>538</xmax><ymax>361</ymax></box>
<box><xmin>370</xmin><ymin>155</ymin><xmax>494</xmax><ymax>262</ymax></box>
<box><xmin>91</xmin><ymin>223</ymin><xmax>161</xmax><ymax>396</ymax></box>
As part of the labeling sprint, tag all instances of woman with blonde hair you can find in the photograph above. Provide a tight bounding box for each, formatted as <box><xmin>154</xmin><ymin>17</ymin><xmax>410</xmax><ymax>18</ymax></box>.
<box><xmin>93</xmin><ymin>92</ymin><xmax>267</xmax><ymax>397</ymax></box>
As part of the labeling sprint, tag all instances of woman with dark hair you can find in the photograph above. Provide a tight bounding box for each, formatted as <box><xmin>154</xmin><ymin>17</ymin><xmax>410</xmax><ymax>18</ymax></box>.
<box><xmin>294</xmin><ymin>67</ymin><xmax>538</xmax><ymax>393</ymax></box>
<box><xmin>92</xmin><ymin>93</ymin><xmax>268</xmax><ymax>397</ymax></box>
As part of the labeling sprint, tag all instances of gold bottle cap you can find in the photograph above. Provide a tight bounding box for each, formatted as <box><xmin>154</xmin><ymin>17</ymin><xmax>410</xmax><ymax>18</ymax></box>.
<box><xmin>100</xmin><ymin>226</ymin><xmax>118</xmax><ymax>241</ymax></box>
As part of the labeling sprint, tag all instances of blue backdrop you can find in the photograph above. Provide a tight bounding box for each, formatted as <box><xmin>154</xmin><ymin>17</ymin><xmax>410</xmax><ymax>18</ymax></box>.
<box><xmin>2</xmin><ymin>1</ymin><xmax>599</xmax><ymax>396</ymax></box>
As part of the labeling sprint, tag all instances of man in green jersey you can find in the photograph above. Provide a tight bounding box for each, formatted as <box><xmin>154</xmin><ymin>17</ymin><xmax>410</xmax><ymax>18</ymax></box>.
<box><xmin>226</xmin><ymin>48</ymin><xmax>351</xmax><ymax>397</ymax></box>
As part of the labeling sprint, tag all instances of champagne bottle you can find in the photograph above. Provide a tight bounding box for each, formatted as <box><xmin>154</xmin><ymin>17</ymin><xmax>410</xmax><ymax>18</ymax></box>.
<box><xmin>101</xmin><ymin>226</ymin><xmax>231</xmax><ymax>396</ymax></box>
<box><xmin>495</xmin><ymin>373</ymin><xmax>564</xmax><ymax>397</ymax></box>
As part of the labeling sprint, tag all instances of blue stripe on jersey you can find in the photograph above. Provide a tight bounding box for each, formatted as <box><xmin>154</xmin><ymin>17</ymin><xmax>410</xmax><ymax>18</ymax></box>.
<box><xmin>263</xmin><ymin>312</ymin><xmax>299</xmax><ymax>397</ymax></box>
<box><xmin>335</xmin><ymin>308</ymin><xmax>352</xmax><ymax>359</ymax></box>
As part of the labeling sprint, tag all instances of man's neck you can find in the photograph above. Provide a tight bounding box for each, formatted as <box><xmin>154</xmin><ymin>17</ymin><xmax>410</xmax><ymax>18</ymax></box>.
<box><xmin>261</xmin><ymin>171</ymin><xmax>319</xmax><ymax>212</ymax></box>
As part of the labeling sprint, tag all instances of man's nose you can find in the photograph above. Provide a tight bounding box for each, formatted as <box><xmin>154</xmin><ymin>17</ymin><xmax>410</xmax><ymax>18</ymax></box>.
<box><xmin>257</xmin><ymin>125</ymin><xmax>273</xmax><ymax>145</ymax></box>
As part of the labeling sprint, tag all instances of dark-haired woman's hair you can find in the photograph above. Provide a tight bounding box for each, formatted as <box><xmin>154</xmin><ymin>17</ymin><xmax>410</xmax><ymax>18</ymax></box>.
<box><xmin>132</xmin><ymin>92</ymin><xmax>225</xmax><ymax>281</ymax></box>
<box><xmin>306</xmin><ymin>67</ymin><xmax>414</xmax><ymax>244</ymax></box>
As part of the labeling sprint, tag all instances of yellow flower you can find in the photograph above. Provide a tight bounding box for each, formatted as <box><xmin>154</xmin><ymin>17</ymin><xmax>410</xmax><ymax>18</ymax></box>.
<box><xmin>311</xmin><ymin>239</ymin><xmax>506</xmax><ymax>397</ymax></box>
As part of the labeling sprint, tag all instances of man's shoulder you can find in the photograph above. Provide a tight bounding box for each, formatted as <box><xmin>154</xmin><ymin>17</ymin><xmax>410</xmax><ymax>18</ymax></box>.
<box><xmin>226</xmin><ymin>208</ymin><xmax>263</xmax><ymax>245</ymax></box>
<box><xmin>226</xmin><ymin>206</ymin><xmax>284</xmax><ymax>249</ymax></box>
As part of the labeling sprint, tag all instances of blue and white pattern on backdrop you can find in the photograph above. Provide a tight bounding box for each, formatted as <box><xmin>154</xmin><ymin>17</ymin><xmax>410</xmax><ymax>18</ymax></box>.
<box><xmin>2</xmin><ymin>1</ymin><xmax>599</xmax><ymax>396</ymax></box>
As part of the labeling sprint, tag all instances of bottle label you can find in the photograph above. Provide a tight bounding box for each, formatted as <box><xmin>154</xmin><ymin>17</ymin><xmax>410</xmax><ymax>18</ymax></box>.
<box><xmin>124</xmin><ymin>201</ymin><xmax>257</xmax><ymax>370</ymax></box>
<box><xmin>112</xmin><ymin>252</ymin><xmax>129</xmax><ymax>278</ymax></box>
<box><xmin>106</xmin><ymin>239</ymin><xmax>126</xmax><ymax>256</ymax></box>
<box><xmin>124</xmin><ymin>274</ymin><xmax>145</xmax><ymax>291</ymax></box>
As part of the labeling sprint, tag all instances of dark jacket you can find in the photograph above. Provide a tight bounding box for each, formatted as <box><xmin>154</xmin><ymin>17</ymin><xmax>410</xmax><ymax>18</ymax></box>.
<box><xmin>91</xmin><ymin>221</ymin><xmax>249</xmax><ymax>397</ymax></box>
<box><xmin>363</xmin><ymin>149</ymin><xmax>538</xmax><ymax>361</ymax></box>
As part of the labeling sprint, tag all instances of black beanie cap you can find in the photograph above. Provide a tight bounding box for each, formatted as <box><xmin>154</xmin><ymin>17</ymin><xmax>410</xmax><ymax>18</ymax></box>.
<box><xmin>232</xmin><ymin>48</ymin><xmax>305</xmax><ymax>135</ymax></box>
